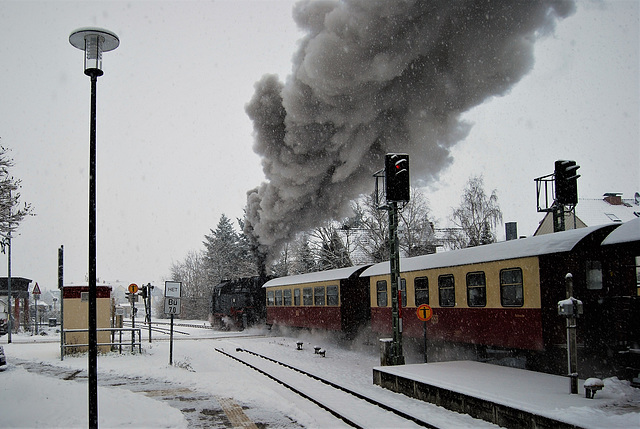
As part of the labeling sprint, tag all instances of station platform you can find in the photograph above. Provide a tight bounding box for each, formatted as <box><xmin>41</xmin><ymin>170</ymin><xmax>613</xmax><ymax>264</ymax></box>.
<box><xmin>373</xmin><ymin>360</ymin><xmax>630</xmax><ymax>429</ymax></box>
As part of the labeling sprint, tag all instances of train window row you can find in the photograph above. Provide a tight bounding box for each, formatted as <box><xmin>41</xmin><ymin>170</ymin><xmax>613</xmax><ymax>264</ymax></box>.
<box><xmin>376</xmin><ymin>267</ymin><xmax>524</xmax><ymax>308</ymax></box>
<box><xmin>267</xmin><ymin>285</ymin><xmax>339</xmax><ymax>307</ymax></box>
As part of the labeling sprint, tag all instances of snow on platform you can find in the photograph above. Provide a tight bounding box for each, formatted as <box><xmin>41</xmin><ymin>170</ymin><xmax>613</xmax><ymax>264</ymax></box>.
<box><xmin>374</xmin><ymin>360</ymin><xmax>640</xmax><ymax>429</ymax></box>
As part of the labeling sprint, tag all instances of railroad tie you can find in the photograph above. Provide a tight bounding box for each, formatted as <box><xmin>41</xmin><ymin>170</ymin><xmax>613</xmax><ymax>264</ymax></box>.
<box><xmin>216</xmin><ymin>396</ymin><xmax>259</xmax><ymax>429</ymax></box>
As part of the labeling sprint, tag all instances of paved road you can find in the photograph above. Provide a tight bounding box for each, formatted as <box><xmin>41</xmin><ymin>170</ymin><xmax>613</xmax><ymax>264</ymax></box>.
<box><xmin>14</xmin><ymin>359</ymin><xmax>259</xmax><ymax>428</ymax></box>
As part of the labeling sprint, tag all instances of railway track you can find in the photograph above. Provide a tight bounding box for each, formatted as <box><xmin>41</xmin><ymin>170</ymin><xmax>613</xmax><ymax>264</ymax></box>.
<box><xmin>215</xmin><ymin>347</ymin><xmax>440</xmax><ymax>429</ymax></box>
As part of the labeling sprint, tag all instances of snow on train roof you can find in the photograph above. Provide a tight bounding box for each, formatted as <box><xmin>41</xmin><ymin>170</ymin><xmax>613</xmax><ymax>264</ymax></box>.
<box><xmin>263</xmin><ymin>264</ymin><xmax>372</xmax><ymax>288</ymax></box>
<box><xmin>361</xmin><ymin>224</ymin><xmax>618</xmax><ymax>277</ymax></box>
<box><xmin>601</xmin><ymin>217</ymin><xmax>640</xmax><ymax>245</ymax></box>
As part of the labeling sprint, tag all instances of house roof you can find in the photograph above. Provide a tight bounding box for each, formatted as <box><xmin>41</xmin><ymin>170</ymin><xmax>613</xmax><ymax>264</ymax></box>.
<box><xmin>534</xmin><ymin>193</ymin><xmax>640</xmax><ymax>235</ymax></box>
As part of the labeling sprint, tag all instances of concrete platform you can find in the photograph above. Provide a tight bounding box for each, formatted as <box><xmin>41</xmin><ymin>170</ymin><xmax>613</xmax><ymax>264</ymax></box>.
<box><xmin>373</xmin><ymin>361</ymin><xmax>628</xmax><ymax>429</ymax></box>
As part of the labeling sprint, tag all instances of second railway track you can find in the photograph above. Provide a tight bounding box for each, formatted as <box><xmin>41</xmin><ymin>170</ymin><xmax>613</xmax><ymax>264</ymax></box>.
<box><xmin>215</xmin><ymin>347</ymin><xmax>440</xmax><ymax>429</ymax></box>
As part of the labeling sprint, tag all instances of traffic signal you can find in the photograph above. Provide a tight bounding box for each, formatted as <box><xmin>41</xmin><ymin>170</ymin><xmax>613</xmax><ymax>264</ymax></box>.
<box><xmin>385</xmin><ymin>153</ymin><xmax>410</xmax><ymax>202</ymax></box>
<box><xmin>555</xmin><ymin>160</ymin><xmax>580</xmax><ymax>205</ymax></box>
<box><xmin>141</xmin><ymin>285</ymin><xmax>147</xmax><ymax>299</ymax></box>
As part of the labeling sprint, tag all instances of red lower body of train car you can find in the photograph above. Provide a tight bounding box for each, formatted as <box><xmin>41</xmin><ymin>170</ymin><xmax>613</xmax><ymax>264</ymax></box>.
<box><xmin>371</xmin><ymin>307</ymin><xmax>544</xmax><ymax>350</ymax></box>
<box><xmin>267</xmin><ymin>306</ymin><xmax>343</xmax><ymax>331</ymax></box>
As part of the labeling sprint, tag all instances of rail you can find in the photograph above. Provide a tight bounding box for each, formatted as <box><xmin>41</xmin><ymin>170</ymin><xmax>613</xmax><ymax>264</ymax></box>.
<box><xmin>61</xmin><ymin>327</ymin><xmax>142</xmax><ymax>360</ymax></box>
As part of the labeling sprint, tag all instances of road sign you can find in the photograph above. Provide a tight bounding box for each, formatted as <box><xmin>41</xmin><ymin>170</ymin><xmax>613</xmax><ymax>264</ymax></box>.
<box><xmin>165</xmin><ymin>281</ymin><xmax>182</xmax><ymax>298</ymax></box>
<box><xmin>416</xmin><ymin>304</ymin><xmax>432</xmax><ymax>322</ymax></box>
<box><xmin>128</xmin><ymin>283</ymin><xmax>138</xmax><ymax>294</ymax></box>
<box><xmin>164</xmin><ymin>297</ymin><xmax>181</xmax><ymax>315</ymax></box>
<box><xmin>32</xmin><ymin>283</ymin><xmax>41</xmax><ymax>295</ymax></box>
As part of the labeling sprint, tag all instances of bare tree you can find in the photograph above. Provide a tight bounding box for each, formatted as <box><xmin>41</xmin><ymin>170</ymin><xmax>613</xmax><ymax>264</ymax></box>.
<box><xmin>447</xmin><ymin>175</ymin><xmax>503</xmax><ymax>249</ymax></box>
<box><xmin>0</xmin><ymin>146</ymin><xmax>34</xmax><ymax>236</ymax></box>
<box><xmin>169</xmin><ymin>249</ymin><xmax>208</xmax><ymax>319</ymax></box>
<box><xmin>398</xmin><ymin>188</ymin><xmax>437</xmax><ymax>256</ymax></box>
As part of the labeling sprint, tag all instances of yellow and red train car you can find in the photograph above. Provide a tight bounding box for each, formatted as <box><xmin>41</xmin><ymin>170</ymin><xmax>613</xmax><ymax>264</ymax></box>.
<box><xmin>364</xmin><ymin>221</ymin><xmax>639</xmax><ymax>374</ymax></box>
<box><xmin>263</xmin><ymin>265</ymin><xmax>372</xmax><ymax>336</ymax></box>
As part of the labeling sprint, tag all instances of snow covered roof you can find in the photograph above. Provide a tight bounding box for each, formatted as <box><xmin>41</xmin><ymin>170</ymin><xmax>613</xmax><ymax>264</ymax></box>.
<box><xmin>574</xmin><ymin>196</ymin><xmax>639</xmax><ymax>226</ymax></box>
<box><xmin>362</xmin><ymin>224</ymin><xmax>618</xmax><ymax>277</ymax></box>
<box><xmin>263</xmin><ymin>264</ymin><xmax>372</xmax><ymax>288</ymax></box>
<box><xmin>601</xmin><ymin>217</ymin><xmax>640</xmax><ymax>245</ymax></box>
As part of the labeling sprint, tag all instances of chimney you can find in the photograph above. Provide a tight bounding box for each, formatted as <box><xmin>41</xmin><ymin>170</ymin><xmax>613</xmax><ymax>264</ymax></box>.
<box><xmin>603</xmin><ymin>193</ymin><xmax>623</xmax><ymax>205</ymax></box>
<box><xmin>505</xmin><ymin>222</ymin><xmax>518</xmax><ymax>241</ymax></box>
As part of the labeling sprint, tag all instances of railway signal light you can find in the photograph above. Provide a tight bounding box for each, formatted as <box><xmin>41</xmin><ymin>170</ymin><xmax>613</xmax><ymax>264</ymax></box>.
<box><xmin>385</xmin><ymin>153</ymin><xmax>410</xmax><ymax>202</ymax></box>
<box><xmin>555</xmin><ymin>160</ymin><xmax>580</xmax><ymax>205</ymax></box>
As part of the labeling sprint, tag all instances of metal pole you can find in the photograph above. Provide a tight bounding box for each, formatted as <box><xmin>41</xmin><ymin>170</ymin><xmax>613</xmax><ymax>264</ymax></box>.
<box><xmin>169</xmin><ymin>314</ymin><xmax>174</xmax><ymax>365</ymax></box>
<box><xmin>6</xmin><ymin>232</ymin><xmax>11</xmax><ymax>344</ymax></box>
<box><xmin>566</xmin><ymin>273</ymin><xmax>578</xmax><ymax>394</ymax></box>
<box><xmin>423</xmin><ymin>321</ymin><xmax>427</xmax><ymax>363</ymax></box>
<box><xmin>388</xmin><ymin>202</ymin><xmax>404</xmax><ymax>365</ymax></box>
<box><xmin>147</xmin><ymin>284</ymin><xmax>152</xmax><ymax>343</ymax></box>
<box><xmin>88</xmin><ymin>71</ymin><xmax>99</xmax><ymax>429</ymax></box>
<box><xmin>59</xmin><ymin>245</ymin><xmax>64</xmax><ymax>361</ymax></box>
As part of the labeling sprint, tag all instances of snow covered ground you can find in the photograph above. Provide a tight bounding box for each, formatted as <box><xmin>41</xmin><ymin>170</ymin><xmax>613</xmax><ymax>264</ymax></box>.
<box><xmin>1</xmin><ymin>321</ymin><xmax>638</xmax><ymax>428</ymax></box>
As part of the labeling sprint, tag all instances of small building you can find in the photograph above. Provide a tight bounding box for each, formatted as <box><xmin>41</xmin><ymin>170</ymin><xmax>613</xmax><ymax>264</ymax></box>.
<box><xmin>62</xmin><ymin>284</ymin><xmax>112</xmax><ymax>354</ymax></box>
<box><xmin>0</xmin><ymin>277</ymin><xmax>32</xmax><ymax>332</ymax></box>
<box><xmin>535</xmin><ymin>192</ymin><xmax>640</xmax><ymax>235</ymax></box>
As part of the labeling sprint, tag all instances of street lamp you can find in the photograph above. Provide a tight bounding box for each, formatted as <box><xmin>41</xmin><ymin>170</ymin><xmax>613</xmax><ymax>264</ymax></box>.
<box><xmin>69</xmin><ymin>27</ymin><xmax>119</xmax><ymax>429</ymax></box>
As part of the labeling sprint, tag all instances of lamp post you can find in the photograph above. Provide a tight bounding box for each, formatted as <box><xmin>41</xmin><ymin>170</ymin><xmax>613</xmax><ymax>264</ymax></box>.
<box><xmin>69</xmin><ymin>27</ymin><xmax>119</xmax><ymax>429</ymax></box>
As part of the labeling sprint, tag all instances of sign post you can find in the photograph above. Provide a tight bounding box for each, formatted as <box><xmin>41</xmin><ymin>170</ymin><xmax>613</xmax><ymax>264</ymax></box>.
<box><xmin>416</xmin><ymin>304</ymin><xmax>432</xmax><ymax>363</ymax></box>
<box><xmin>32</xmin><ymin>283</ymin><xmax>41</xmax><ymax>334</ymax></box>
<box><xmin>164</xmin><ymin>281</ymin><xmax>182</xmax><ymax>365</ymax></box>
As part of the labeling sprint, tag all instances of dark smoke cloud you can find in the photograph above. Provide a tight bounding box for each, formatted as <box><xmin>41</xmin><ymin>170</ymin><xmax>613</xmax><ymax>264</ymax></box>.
<box><xmin>245</xmin><ymin>0</ymin><xmax>575</xmax><ymax>260</ymax></box>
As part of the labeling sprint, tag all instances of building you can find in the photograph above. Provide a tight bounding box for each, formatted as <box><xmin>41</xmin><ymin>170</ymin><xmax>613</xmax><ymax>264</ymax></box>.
<box><xmin>535</xmin><ymin>192</ymin><xmax>640</xmax><ymax>236</ymax></box>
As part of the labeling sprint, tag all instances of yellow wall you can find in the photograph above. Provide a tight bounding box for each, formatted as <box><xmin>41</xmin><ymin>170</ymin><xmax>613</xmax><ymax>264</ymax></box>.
<box><xmin>63</xmin><ymin>297</ymin><xmax>112</xmax><ymax>354</ymax></box>
<box><xmin>370</xmin><ymin>256</ymin><xmax>541</xmax><ymax>309</ymax></box>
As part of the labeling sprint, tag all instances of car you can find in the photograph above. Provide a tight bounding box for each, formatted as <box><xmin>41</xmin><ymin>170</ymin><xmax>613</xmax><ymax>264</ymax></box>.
<box><xmin>0</xmin><ymin>346</ymin><xmax>6</xmax><ymax>369</ymax></box>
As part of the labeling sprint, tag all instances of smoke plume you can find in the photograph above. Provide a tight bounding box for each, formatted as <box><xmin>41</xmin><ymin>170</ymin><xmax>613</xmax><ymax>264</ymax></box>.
<box><xmin>245</xmin><ymin>0</ymin><xmax>575</xmax><ymax>261</ymax></box>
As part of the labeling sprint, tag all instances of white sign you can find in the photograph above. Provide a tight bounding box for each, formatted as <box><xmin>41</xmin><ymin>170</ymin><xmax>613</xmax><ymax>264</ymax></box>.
<box><xmin>164</xmin><ymin>297</ymin><xmax>181</xmax><ymax>315</ymax></box>
<box><xmin>165</xmin><ymin>281</ymin><xmax>182</xmax><ymax>298</ymax></box>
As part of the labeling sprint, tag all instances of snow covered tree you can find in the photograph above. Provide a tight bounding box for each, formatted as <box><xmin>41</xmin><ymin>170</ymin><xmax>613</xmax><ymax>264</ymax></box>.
<box><xmin>289</xmin><ymin>234</ymin><xmax>317</xmax><ymax>274</ymax></box>
<box><xmin>447</xmin><ymin>175</ymin><xmax>502</xmax><ymax>249</ymax></box>
<box><xmin>311</xmin><ymin>223</ymin><xmax>352</xmax><ymax>270</ymax></box>
<box><xmin>0</xmin><ymin>146</ymin><xmax>34</xmax><ymax>237</ymax></box>
<box><xmin>203</xmin><ymin>214</ymin><xmax>256</xmax><ymax>284</ymax></box>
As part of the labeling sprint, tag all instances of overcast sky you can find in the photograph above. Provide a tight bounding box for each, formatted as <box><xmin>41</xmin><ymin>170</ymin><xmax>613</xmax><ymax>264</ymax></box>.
<box><xmin>0</xmin><ymin>0</ymin><xmax>637</xmax><ymax>292</ymax></box>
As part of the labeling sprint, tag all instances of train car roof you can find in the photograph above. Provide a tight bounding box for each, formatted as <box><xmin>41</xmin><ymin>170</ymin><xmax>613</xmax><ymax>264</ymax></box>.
<box><xmin>601</xmin><ymin>217</ymin><xmax>640</xmax><ymax>245</ymax></box>
<box><xmin>361</xmin><ymin>224</ymin><xmax>619</xmax><ymax>277</ymax></box>
<box><xmin>263</xmin><ymin>264</ymin><xmax>372</xmax><ymax>288</ymax></box>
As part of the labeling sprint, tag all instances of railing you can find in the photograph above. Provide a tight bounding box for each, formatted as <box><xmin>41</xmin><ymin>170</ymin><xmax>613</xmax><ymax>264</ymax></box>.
<box><xmin>61</xmin><ymin>327</ymin><xmax>142</xmax><ymax>360</ymax></box>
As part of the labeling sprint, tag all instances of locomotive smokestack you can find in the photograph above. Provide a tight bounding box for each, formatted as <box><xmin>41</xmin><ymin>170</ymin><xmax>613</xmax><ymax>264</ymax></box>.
<box><xmin>245</xmin><ymin>0</ymin><xmax>575</xmax><ymax>262</ymax></box>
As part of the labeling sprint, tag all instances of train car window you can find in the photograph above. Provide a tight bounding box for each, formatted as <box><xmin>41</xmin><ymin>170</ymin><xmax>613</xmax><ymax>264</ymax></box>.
<box><xmin>415</xmin><ymin>277</ymin><xmax>429</xmax><ymax>305</ymax></box>
<box><xmin>267</xmin><ymin>290</ymin><xmax>274</xmax><ymax>306</ymax></box>
<box><xmin>500</xmin><ymin>268</ymin><xmax>524</xmax><ymax>307</ymax></box>
<box><xmin>586</xmin><ymin>261</ymin><xmax>603</xmax><ymax>290</ymax></box>
<box><xmin>466</xmin><ymin>271</ymin><xmax>487</xmax><ymax>307</ymax></box>
<box><xmin>294</xmin><ymin>288</ymin><xmax>301</xmax><ymax>306</ymax></box>
<box><xmin>376</xmin><ymin>280</ymin><xmax>388</xmax><ymax>307</ymax></box>
<box><xmin>400</xmin><ymin>278</ymin><xmax>407</xmax><ymax>307</ymax></box>
<box><xmin>283</xmin><ymin>289</ymin><xmax>292</xmax><ymax>306</ymax></box>
<box><xmin>327</xmin><ymin>285</ymin><xmax>339</xmax><ymax>306</ymax></box>
<box><xmin>438</xmin><ymin>274</ymin><xmax>455</xmax><ymax>307</ymax></box>
<box><xmin>275</xmin><ymin>289</ymin><xmax>283</xmax><ymax>306</ymax></box>
<box><xmin>314</xmin><ymin>286</ymin><xmax>325</xmax><ymax>306</ymax></box>
<box><xmin>303</xmin><ymin>288</ymin><xmax>313</xmax><ymax>306</ymax></box>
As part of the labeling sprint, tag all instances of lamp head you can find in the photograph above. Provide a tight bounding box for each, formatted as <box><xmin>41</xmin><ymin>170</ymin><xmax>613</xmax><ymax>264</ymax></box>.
<box><xmin>69</xmin><ymin>27</ymin><xmax>119</xmax><ymax>76</ymax></box>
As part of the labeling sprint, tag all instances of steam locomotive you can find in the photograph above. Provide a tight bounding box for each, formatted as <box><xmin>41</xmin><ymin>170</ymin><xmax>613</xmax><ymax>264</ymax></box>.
<box><xmin>209</xmin><ymin>276</ymin><xmax>268</xmax><ymax>330</ymax></box>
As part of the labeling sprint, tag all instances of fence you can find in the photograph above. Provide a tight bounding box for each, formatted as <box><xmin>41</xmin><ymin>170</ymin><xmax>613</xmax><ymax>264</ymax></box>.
<box><xmin>61</xmin><ymin>327</ymin><xmax>142</xmax><ymax>360</ymax></box>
